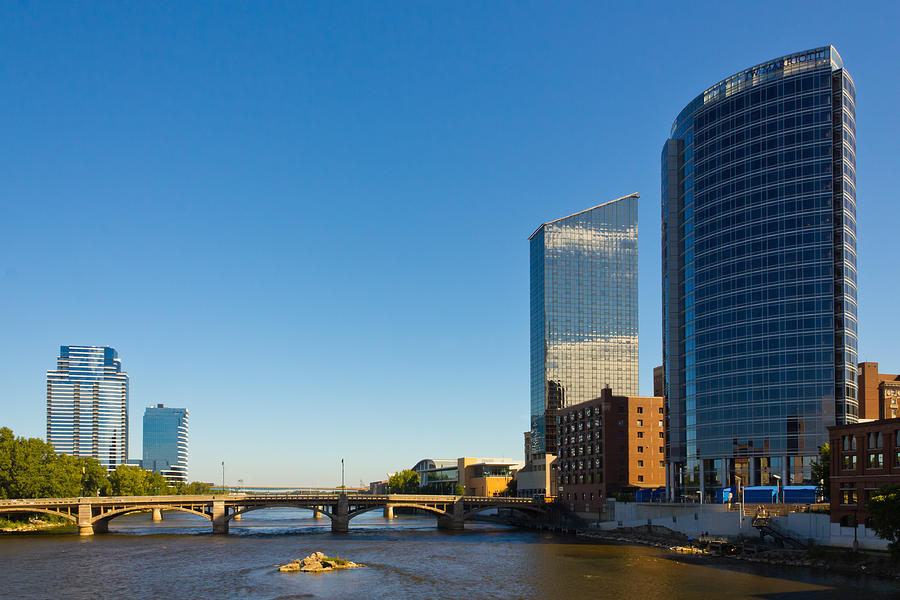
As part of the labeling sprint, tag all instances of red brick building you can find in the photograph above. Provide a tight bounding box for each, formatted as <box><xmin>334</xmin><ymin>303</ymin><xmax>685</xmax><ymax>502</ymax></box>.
<box><xmin>555</xmin><ymin>388</ymin><xmax>665</xmax><ymax>514</ymax></box>
<box><xmin>829</xmin><ymin>417</ymin><xmax>900</xmax><ymax>526</ymax></box>
<box><xmin>857</xmin><ymin>362</ymin><xmax>900</xmax><ymax>420</ymax></box>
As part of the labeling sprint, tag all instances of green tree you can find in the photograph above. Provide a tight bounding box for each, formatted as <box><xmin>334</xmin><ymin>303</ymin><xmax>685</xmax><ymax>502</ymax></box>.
<box><xmin>106</xmin><ymin>465</ymin><xmax>171</xmax><ymax>496</ymax></box>
<box><xmin>454</xmin><ymin>484</ymin><xmax>465</xmax><ymax>496</ymax></box>
<box><xmin>0</xmin><ymin>427</ymin><xmax>109</xmax><ymax>499</ymax></box>
<box><xmin>387</xmin><ymin>469</ymin><xmax>420</xmax><ymax>494</ymax></box>
<box><xmin>811</xmin><ymin>443</ymin><xmax>830</xmax><ymax>500</ymax></box>
<box><xmin>867</xmin><ymin>484</ymin><xmax>900</xmax><ymax>558</ymax></box>
<box><xmin>172</xmin><ymin>481</ymin><xmax>213</xmax><ymax>495</ymax></box>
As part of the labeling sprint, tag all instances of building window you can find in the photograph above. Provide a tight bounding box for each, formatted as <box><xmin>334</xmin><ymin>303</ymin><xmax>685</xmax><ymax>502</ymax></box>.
<box><xmin>658</xmin><ymin>420</ymin><xmax>664</xmax><ymax>427</ymax></box>
<box><xmin>658</xmin><ymin>447</ymin><xmax>664</xmax><ymax>453</ymax></box>
<box><xmin>868</xmin><ymin>453</ymin><xmax>884</xmax><ymax>469</ymax></box>
<box><xmin>659</xmin><ymin>461</ymin><xmax>665</xmax><ymax>467</ymax></box>
<box><xmin>842</xmin><ymin>435</ymin><xmax>857</xmax><ymax>451</ymax></box>
<box><xmin>637</xmin><ymin>446</ymin><xmax>644</xmax><ymax>453</ymax></box>
<box><xmin>637</xmin><ymin>407</ymin><xmax>643</xmax><ymax>414</ymax></box>
<box><xmin>638</xmin><ymin>475</ymin><xmax>644</xmax><ymax>482</ymax></box>
<box><xmin>658</xmin><ymin>432</ymin><xmax>665</xmax><ymax>438</ymax></box>
<box><xmin>637</xmin><ymin>432</ymin><xmax>644</xmax><ymax>438</ymax></box>
<box><xmin>617</xmin><ymin>419</ymin><xmax>624</xmax><ymax>426</ymax></box>
<box><xmin>868</xmin><ymin>432</ymin><xmax>883</xmax><ymax>449</ymax></box>
<box><xmin>636</xmin><ymin>419</ymin><xmax>643</xmax><ymax>426</ymax></box>
<box><xmin>840</xmin><ymin>485</ymin><xmax>858</xmax><ymax>505</ymax></box>
<box><xmin>842</xmin><ymin>455</ymin><xmax>857</xmax><ymax>470</ymax></box>
<box><xmin>638</xmin><ymin>460</ymin><xmax>644</xmax><ymax>467</ymax></box>
<box><xmin>658</xmin><ymin>407</ymin><xmax>664</xmax><ymax>414</ymax></box>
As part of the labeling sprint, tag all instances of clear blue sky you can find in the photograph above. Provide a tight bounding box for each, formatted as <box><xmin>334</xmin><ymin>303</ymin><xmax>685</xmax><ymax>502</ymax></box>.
<box><xmin>1</xmin><ymin>1</ymin><xmax>898</xmax><ymax>486</ymax></box>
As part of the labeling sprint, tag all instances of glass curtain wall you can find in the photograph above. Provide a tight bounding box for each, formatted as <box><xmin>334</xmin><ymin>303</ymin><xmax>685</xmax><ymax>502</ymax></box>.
<box><xmin>662</xmin><ymin>46</ymin><xmax>858</xmax><ymax>500</ymax></box>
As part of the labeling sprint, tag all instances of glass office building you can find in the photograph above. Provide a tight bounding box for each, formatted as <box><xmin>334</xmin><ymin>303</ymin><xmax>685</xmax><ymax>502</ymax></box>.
<box><xmin>46</xmin><ymin>346</ymin><xmax>129</xmax><ymax>470</ymax></box>
<box><xmin>529</xmin><ymin>194</ymin><xmax>640</xmax><ymax>456</ymax></box>
<box><xmin>661</xmin><ymin>46</ymin><xmax>858</xmax><ymax>499</ymax></box>
<box><xmin>142</xmin><ymin>404</ymin><xmax>189</xmax><ymax>482</ymax></box>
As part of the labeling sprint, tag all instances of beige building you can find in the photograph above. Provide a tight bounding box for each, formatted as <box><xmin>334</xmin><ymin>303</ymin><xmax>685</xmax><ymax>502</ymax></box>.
<box><xmin>411</xmin><ymin>457</ymin><xmax>524</xmax><ymax>497</ymax></box>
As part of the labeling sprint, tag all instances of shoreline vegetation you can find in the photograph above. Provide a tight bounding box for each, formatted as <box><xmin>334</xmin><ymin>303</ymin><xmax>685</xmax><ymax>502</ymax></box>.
<box><xmin>579</xmin><ymin>525</ymin><xmax>900</xmax><ymax>582</ymax></box>
<box><xmin>0</xmin><ymin>515</ymin><xmax>74</xmax><ymax>533</ymax></box>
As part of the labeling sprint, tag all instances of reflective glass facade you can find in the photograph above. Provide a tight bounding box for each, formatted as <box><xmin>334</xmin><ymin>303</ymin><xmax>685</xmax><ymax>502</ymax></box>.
<box><xmin>142</xmin><ymin>404</ymin><xmax>189</xmax><ymax>482</ymax></box>
<box><xmin>530</xmin><ymin>195</ymin><xmax>640</xmax><ymax>455</ymax></box>
<box><xmin>662</xmin><ymin>47</ymin><xmax>858</xmax><ymax>499</ymax></box>
<box><xmin>46</xmin><ymin>346</ymin><xmax>129</xmax><ymax>470</ymax></box>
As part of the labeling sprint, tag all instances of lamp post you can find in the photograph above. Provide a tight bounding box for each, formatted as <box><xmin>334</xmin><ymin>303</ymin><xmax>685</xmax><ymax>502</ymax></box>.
<box><xmin>735</xmin><ymin>475</ymin><xmax>743</xmax><ymax>529</ymax></box>
<box><xmin>81</xmin><ymin>464</ymin><xmax>86</xmax><ymax>498</ymax></box>
<box><xmin>341</xmin><ymin>458</ymin><xmax>345</xmax><ymax>493</ymax></box>
<box><xmin>222</xmin><ymin>461</ymin><xmax>226</xmax><ymax>491</ymax></box>
<box><xmin>771</xmin><ymin>473</ymin><xmax>782</xmax><ymax>504</ymax></box>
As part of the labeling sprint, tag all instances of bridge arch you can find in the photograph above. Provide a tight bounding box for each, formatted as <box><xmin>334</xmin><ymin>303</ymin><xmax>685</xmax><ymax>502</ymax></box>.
<box><xmin>346</xmin><ymin>503</ymin><xmax>449</xmax><ymax>520</ymax></box>
<box><xmin>92</xmin><ymin>505</ymin><xmax>212</xmax><ymax>525</ymax></box>
<box><xmin>462</xmin><ymin>504</ymin><xmax>546</xmax><ymax>520</ymax></box>
<box><xmin>225</xmin><ymin>504</ymin><xmax>335</xmax><ymax>523</ymax></box>
<box><xmin>0</xmin><ymin>506</ymin><xmax>78</xmax><ymax>524</ymax></box>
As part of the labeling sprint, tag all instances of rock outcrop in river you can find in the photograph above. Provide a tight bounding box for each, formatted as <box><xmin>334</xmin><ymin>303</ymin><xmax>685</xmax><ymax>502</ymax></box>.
<box><xmin>278</xmin><ymin>551</ymin><xmax>363</xmax><ymax>573</ymax></box>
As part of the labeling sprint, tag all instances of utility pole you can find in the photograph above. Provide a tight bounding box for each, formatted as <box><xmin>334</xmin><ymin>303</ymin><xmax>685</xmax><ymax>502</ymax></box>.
<box><xmin>222</xmin><ymin>461</ymin><xmax>225</xmax><ymax>490</ymax></box>
<box><xmin>341</xmin><ymin>458</ymin><xmax>345</xmax><ymax>492</ymax></box>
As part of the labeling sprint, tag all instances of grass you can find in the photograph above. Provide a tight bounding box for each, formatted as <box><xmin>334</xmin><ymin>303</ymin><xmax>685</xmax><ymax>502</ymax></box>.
<box><xmin>321</xmin><ymin>556</ymin><xmax>350</xmax><ymax>566</ymax></box>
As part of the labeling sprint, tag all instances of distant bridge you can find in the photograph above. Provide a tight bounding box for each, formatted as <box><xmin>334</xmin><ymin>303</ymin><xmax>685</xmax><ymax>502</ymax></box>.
<box><xmin>0</xmin><ymin>494</ymin><xmax>548</xmax><ymax>535</ymax></box>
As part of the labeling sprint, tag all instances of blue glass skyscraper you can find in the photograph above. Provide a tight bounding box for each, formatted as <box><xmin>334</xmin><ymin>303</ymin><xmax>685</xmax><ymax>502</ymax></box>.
<box><xmin>662</xmin><ymin>47</ymin><xmax>858</xmax><ymax>499</ymax></box>
<box><xmin>46</xmin><ymin>346</ymin><xmax>129</xmax><ymax>470</ymax></box>
<box><xmin>143</xmin><ymin>404</ymin><xmax>189</xmax><ymax>483</ymax></box>
<box><xmin>529</xmin><ymin>194</ymin><xmax>640</xmax><ymax>456</ymax></box>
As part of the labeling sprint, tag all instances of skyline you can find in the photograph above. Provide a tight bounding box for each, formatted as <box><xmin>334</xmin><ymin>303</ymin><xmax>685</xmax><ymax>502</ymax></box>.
<box><xmin>2</xmin><ymin>2</ymin><xmax>900</xmax><ymax>485</ymax></box>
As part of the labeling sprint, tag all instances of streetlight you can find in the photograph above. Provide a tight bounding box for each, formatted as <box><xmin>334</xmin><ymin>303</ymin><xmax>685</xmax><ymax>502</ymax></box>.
<box><xmin>341</xmin><ymin>458</ymin><xmax>345</xmax><ymax>493</ymax></box>
<box><xmin>734</xmin><ymin>475</ymin><xmax>744</xmax><ymax>529</ymax></box>
<box><xmin>222</xmin><ymin>461</ymin><xmax>226</xmax><ymax>491</ymax></box>
<box><xmin>771</xmin><ymin>473</ymin><xmax>782</xmax><ymax>504</ymax></box>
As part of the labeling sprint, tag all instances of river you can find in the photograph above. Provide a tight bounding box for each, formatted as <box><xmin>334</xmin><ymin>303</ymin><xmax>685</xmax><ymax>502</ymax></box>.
<box><xmin>1</xmin><ymin>508</ymin><xmax>897</xmax><ymax>599</ymax></box>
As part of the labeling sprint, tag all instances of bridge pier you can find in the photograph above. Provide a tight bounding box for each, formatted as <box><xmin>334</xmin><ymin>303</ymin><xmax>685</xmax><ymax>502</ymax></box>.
<box><xmin>383</xmin><ymin>505</ymin><xmax>394</xmax><ymax>519</ymax></box>
<box><xmin>151</xmin><ymin>508</ymin><xmax>163</xmax><ymax>522</ymax></box>
<box><xmin>331</xmin><ymin>494</ymin><xmax>349</xmax><ymax>533</ymax></box>
<box><xmin>437</xmin><ymin>500</ymin><xmax>465</xmax><ymax>530</ymax></box>
<box><xmin>77</xmin><ymin>503</ymin><xmax>94</xmax><ymax>536</ymax></box>
<box><xmin>212</xmin><ymin>500</ymin><xmax>229</xmax><ymax>534</ymax></box>
<box><xmin>312</xmin><ymin>507</ymin><xmax>322</xmax><ymax>519</ymax></box>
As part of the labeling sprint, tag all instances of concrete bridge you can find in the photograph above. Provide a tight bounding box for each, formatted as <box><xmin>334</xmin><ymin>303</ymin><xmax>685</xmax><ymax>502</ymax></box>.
<box><xmin>0</xmin><ymin>494</ymin><xmax>548</xmax><ymax>535</ymax></box>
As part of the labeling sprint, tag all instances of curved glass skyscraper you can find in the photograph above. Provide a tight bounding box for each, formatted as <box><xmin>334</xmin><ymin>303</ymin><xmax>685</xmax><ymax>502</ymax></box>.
<box><xmin>662</xmin><ymin>47</ymin><xmax>858</xmax><ymax>499</ymax></box>
<box><xmin>530</xmin><ymin>194</ymin><xmax>639</xmax><ymax>456</ymax></box>
<box><xmin>46</xmin><ymin>346</ymin><xmax>129</xmax><ymax>470</ymax></box>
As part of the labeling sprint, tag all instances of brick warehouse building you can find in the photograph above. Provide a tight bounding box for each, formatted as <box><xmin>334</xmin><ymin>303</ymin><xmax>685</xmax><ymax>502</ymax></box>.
<box><xmin>556</xmin><ymin>388</ymin><xmax>665</xmax><ymax>514</ymax></box>
<box><xmin>829</xmin><ymin>417</ymin><xmax>900</xmax><ymax>528</ymax></box>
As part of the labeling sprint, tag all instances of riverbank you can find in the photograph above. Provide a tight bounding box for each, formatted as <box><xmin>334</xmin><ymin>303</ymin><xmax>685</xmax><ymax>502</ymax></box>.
<box><xmin>0</xmin><ymin>517</ymin><xmax>74</xmax><ymax>533</ymax></box>
<box><xmin>579</xmin><ymin>526</ymin><xmax>900</xmax><ymax>582</ymax></box>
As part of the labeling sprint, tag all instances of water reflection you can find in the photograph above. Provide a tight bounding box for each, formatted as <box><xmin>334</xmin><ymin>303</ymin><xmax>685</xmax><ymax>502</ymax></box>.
<box><xmin>2</xmin><ymin>510</ymin><xmax>897</xmax><ymax>599</ymax></box>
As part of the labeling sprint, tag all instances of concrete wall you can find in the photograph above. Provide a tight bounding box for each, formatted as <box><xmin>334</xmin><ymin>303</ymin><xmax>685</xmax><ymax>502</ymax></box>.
<box><xmin>596</xmin><ymin>502</ymin><xmax>833</xmax><ymax>545</ymax></box>
<box><xmin>829</xmin><ymin>523</ymin><xmax>891</xmax><ymax>550</ymax></box>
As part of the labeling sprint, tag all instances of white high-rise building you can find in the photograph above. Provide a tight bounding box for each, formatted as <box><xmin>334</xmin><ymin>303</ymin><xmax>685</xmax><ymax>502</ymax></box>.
<box><xmin>46</xmin><ymin>346</ymin><xmax>129</xmax><ymax>470</ymax></box>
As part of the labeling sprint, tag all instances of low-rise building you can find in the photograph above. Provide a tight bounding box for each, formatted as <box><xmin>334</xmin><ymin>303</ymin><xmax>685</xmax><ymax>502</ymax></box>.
<box><xmin>411</xmin><ymin>457</ymin><xmax>524</xmax><ymax>496</ymax></box>
<box><xmin>516</xmin><ymin>454</ymin><xmax>556</xmax><ymax>500</ymax></box>
<box><xmin>556</xmin><ymin>388</ymin><xmax>665</xmax><ymax>514</ymax></box>
<box><xmin>829</xmin><ymin>417</ymin><xmax>900</xmax><ymax>528</ymax></box>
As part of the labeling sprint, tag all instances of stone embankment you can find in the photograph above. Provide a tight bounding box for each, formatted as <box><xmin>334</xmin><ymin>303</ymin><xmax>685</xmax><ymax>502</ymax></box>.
<box><xmin>278</xmin><ymin>551</ymin><xmax>364</xmax><ymax>573</ymax></box>
<box><xmin>578</xmin><ymin>526</ymin><xmax>900</xmax><ymax>581</ymax></box>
